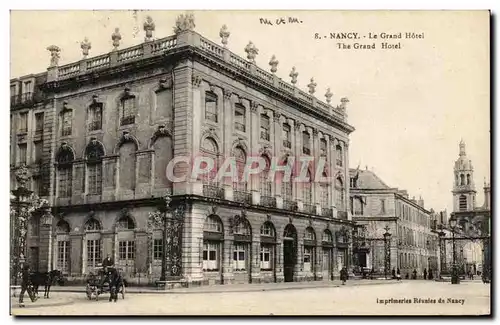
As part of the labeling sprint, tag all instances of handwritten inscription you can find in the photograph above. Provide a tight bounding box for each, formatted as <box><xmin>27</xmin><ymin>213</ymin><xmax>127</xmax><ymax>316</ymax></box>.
<box><xmin>314</xmin><ymin>32</ymin><xmax>425</xmax><ymax>50</ymax></box>
<box><xmin>260</xmin><ymin>17</ymin><xmax>303</xmax><ymax>26</ymax></box>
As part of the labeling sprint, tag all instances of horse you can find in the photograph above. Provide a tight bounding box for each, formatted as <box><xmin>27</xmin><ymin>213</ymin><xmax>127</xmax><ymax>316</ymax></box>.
<box><xmin>107</xmin><ymin>268</ymin><xmax>124</xmax><ymax>302</ymax></box>
<box><xmin>30</xmin><ymin>270</ymin><xmax>63</xmax><ymax>299</ymax></box>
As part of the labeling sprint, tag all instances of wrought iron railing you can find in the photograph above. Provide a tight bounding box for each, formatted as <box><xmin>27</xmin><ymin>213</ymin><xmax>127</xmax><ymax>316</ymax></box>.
<box><xmin>338</xmin><ymin>211</ymin><xmax>348</xmax><ymax>219</ymax></box>
<box><xmin>234</xmin><ymin>190</ymin><xmax>252</xmax><ymax>204</ymax></box>
<box><xmin>260</xmin><ymin>195</ymin><xmax>276</xmax><ymax>208</ymax></box>
<box><xmin>283</xmin><ymin>139</ymin><xmax>292</xmax><ymax>149</ymax></box>
<box><xmin>303</xmin><ymin>147</ymin><xmax>311</xmax><ymax>155</ymax></box>
<box><xmin>61</xmin><ymin>127</ymin><xmax>72</xmax><ymax>137</ymax></box>
<box><xmin>321</xmin><ymin>207</ymin><xmax>333</xmax><ymax>218</ymax></box>
<box><xmin>120</xmin><ymin>116</ymin><xmax>135</xmax><ymax>126</ymax></box>
<box><xmin>202</xmin><ymin>184</ymin><xmax>224</xmax><ymax>199</ymax></box>
<box><xmin>260</xmin><ymin>130</ymin><xmax>270</xmax><ymax>141</ymax></box>
<box><xmin>235</xmin><ymin>122</ymin><xmax>246</xmax><ymax>132</ymax></box>
<box><xmin>205</xmin><ymin>112</ymin><xmax>218</xmax><ymax>123</ymax></box>
<box><xmin>88</xmin><ymin>120</ymin><xmax>102</xmax><ymax>131</ymax></box>
<box><xmin>303</xmin><ymin>204</ymin><xmax>316</xmax><ymax>215</ymax></box>
<box><xmin>283</xmin><ymin>200</ymin><xmax>297</xmax><ymax>211</ymax></box>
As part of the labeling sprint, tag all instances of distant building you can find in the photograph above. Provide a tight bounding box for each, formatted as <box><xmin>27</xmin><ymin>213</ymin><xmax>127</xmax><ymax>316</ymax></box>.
<box><xmin>435</xmin><ymin>140</ymin><xmax>491</xmax><ymax>278</ymax></box>
<box><xmin>349</xmin><ymin>167</ymin><xmax>438</xmax><ymax>277</ymax></box>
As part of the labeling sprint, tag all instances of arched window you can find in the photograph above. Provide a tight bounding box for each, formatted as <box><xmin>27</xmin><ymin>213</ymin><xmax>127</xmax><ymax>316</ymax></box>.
<box><xmin>335</xmin><ymin>177</ymin><xmax>345</xmax><ymax>210</ymax></box>
<box><xmin>56</xmin><ymin>220</ymin><xmax>70</xmax><ymax>273</ymax></box>
<box><xmin>460</xmin><ymin>174</ymin><xmax>465</xmax><ymax>186</ymax></box>
<box><xmin>459</xmin><ymin>195</ymin><xmax>467</xmax><ymax>211</ymax></box>
<box><xmin>200</xmin><ymin>137</ymin><xmax>219</xmax><ymax>187</ymax></box>
<box><xmin>88</xmin><ymin>101</ymin><xmax>103</xmax><ymax>131</ymax></box>
<box><xmin>203</xmin><ymin>215</ymin><xmax>223</xmax><ymax>272</ymax></box>
<box><xmin>260</xmin><ymin>222</ymin><xmax>276</xmax><ymax>271</ymax></box>
<box><xmin>455</xmin><ymin>174</ymin><xmax>459</xmax><ymax>186</ymax></box>
<box><xmin>322</xmin><ymin>229</ymin><xmax>333</xmax><ymax>243</ymax></box>
<box><xmin>233</xmin><ymin>146</ymin><xmax>247</xmax><ymax>192</ymax></box>
<box><xmin>85</xmin><ymin>140</ymin><xmax>105</xmax><ymax>195</ymax></box>
<box><xmin>260</xmin><ymin>222</ymin><xmax>275</xmax><ymax>238</ymax></box>
<box><xmin>116</xmin><ymin>215</ymin><xmax>135</xmax><ymax>270</ymax></box>
<box><xmin>56</xmin><ymin>145</ymin><xmax>74</xmax><ymax>198</ymax></box>
<box><xmin>336</xmin><ymin>145</ymin><xmax>343</xmax><ymax>167</ymax></box>
<box><xmin>303</xmin><ymin>227</ymin><xmax>316</xmax><ymax>273</ymax></box>
<box><xmin>61</xmin><ymin>109</ymin><xmax>73</xmax><ymax>136</ymax></box>
<box><xmin>84</xmin><ymin>218</ymin><xmax>102</xmax><ymax>272</ymax></box>
<box><xmin>466</xmin><ymin>174</ymin><xmax>471</xmax><ymax>185</ymax></box>
<box><xmin>233</xmin><ymin>218</ymin><xmax>251</xmax><ymax>271</ymax></box>
<box><xmin>234</xmin><ymin>218</ymin><xmax>251</xmax><ymax>236</ymax></box>
<box><xmin>320</xmin><ymin>138</ymin><xmax>327</xmax><ymax>157</ymax></box>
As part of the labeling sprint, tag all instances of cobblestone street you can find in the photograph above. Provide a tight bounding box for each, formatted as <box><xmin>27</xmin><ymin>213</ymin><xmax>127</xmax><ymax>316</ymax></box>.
<box><xmin>11</xmin><ymin>280</ymin><xmax>490</xmax><ymax>316</ymax></box>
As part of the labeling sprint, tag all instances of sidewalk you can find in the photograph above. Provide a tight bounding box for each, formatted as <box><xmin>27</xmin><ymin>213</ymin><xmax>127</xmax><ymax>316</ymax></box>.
<box><xmin>51</xmin><ymin>279</ymin><xmax>400</xmax><ymax>294</ymax></box>
<box><xmin>10</xmin><ymin>296</ymin><xmax>75</xmax><ymax>309</ymax></box>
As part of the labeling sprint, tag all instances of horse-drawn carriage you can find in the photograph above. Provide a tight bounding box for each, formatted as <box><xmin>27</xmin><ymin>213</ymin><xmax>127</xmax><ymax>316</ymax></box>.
<box><xmin>85</xmin><ymin>266</ymin><xmax>125</xmax><ymax>302</ymax></box>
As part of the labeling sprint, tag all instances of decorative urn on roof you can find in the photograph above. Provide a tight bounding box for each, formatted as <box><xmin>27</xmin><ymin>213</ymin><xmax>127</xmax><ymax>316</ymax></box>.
<box><xmin>174</xmin><ymin>12</ymin><xmax>196</xmax><ymax>34</ymax></box>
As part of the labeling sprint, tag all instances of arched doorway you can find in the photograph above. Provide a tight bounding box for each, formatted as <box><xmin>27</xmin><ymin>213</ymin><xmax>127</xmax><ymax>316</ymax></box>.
<box><xmin>283</xmin><ymin>223</ymin><xmax>297</xmax><ymax>282</ymax></box>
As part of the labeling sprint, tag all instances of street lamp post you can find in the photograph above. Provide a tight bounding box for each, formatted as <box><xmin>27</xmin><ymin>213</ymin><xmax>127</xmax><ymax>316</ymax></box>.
<box><xmin>383</xmin><ymin>226</ymin><xmax>392</xmax><ymax>280</ymax></box>
<box><xmin>11</xmin><ymin>166</ymin><xmax>33</xmax><ymax>286</ymax></box>
<box><xmin>449</xmin><ymin>218</ymin><xmax>460</xmax><ymax>284</ymax></box>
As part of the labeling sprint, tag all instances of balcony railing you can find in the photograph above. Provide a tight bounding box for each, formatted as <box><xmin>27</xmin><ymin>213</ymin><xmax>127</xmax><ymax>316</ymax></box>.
<box><xmin>202</xmin><ymin>184</ymin><xmax>224</xmax><ymax>199</ymax></box>
<box><xmin>88</xmin><ymin>120</ymin><xmax>102</xmax><ymax>132</ymax></box>
<box><xmin>260</xmin><ymin>195</ymin><xmax>276</xmax><ymax>208</ymax></box>
<box><xmin>234</xmin><ymin>190</ymin><xmax>252</xmax><ymax>205</ymax></box>
<box><xmin>61</xmin><ymin>128</ymin><xmax>72</xmax><ymax>137</ymax></box>
<box><xmin>338</xmin><ymin>211</ymin><xmax>348</xmax><ymax>219</ymax></box>
<box><xmin>283</xmin><ymin>200</ymin><xmax>297</xmax><ymax>211</ymax></box>
<box><xmin>120</xmin><ymin>116</ymin><xmax>135</xmax><ymax>126</ymax></box>
<box><xmin>235</xmin><ymin>122</ymin><xmax>246</xmax><ymax>132</ymax></box>
<box><xmin>260</xmin><ymin>130</ymin><xmax>270</xmax><ymax>141</ymax></box>
<box><xmin>321</xmin><ymin>207</ymin><xmax>333</xmax><ymax>218</ymax></box>
<box><xmin>283</xmin><ymin>139</ymin><xmax>291</xmax><ymax>149</ymax></box>
<box><xmin>303</xmin><ymin>204</ymin><xmax>316</xmax><ymax>215</ymax></box>
<box><xmin>205</xmin><ymin>112</ymin><xmax>218</xmax><ymax>123</ymax></box>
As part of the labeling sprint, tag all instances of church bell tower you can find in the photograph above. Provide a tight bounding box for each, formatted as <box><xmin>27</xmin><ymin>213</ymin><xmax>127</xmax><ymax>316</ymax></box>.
<box><xmin>452</xmin><ymin>139</ymin><xmax>476</xmax><ymax>212</ymax></box>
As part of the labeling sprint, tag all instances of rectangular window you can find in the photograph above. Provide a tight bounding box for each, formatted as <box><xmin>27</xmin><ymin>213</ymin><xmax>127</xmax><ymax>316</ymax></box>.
<box><xmin>260</xmin><ymin>115</ymin><xmax>270</xmax><ymax>141</ymax></box>
<box><xmin>61</xmin><ymin>111</ymin><xmax>72</xmax><ymax>136</ymax></box>
<box><xmin>233</xmin><ymin>243</ymin><xmax>247</xmax><ymax>271</ymax></box>
<box><xmin>88</xmin><ymin>103</ymin><xmax>103</xmax><ymax>131</ymax></box>
<box><xmin>350</xmin><ymin>197</ymin><xmax>354</xmax><ymax>215</ymax></box>
<box><xmin>260</xmin><ymin>245</ymin><xmax>272</xmax><ymax>270</ymax></box>
<box><xmin>18</xmin><ymin>143</ymin><xmax>27</xmax><ymax>165</ymax></box>
<box><xmin>202</xmin><ymin>242</ymin><xmax>219</xmax><ymax>271</ymax></box>
<box><xmin>381</xmin><ymin>199</ymin><xmax>386</xmax><ymax>214</ymax></box>
<box><xmin>22</xmin><ymin>81</ymin><xmax>33</xmax><ymax>102</ymax></box>
<box><xmin>205</xmin><ymin>92</ymin><xmax>218</xmax><ymax>123</ymax></box>
<box><xmin>10</xmin><ymin>84</ymin><xmax>16</xmax><ymax>98</ymax></box>
<box><xmin>34</xmin><ymin>141</ymin><xmax>43</xmax><ymax>163</ymax></box>
<box><xmin>120</xmin><ymin>97</ymin><xmax>135</xmax><ymax>125</ymax></box>
<box><xmin>58</xmin><ymin>167</ymin><xmax>72</xmax><ymax>198</ymax></box>
<box><xmin>303</xmin><ymin>183</ymin><xmax>312</xmax><ymax>205</ymax></box>
<box><xmin>19</xmin><ymin>112</ymin><xmax>28</xmax><ymax>133</ymax></box>
<box><xmin>118</xmin><ymin>241</ymin><xmax>135</xmax><ymax>260</ymax></box>
<box><xmin>355</xmin><ymin>198</ymin><xmax>364</xmax><ymax>215</ymax></box>
<box><xmin>302</xmin><ymin>132</ymin><xmax>311</xmax><ymax>155</ymax></box>
<box><xmin>57</xmin><ymin>241</ymin><xmax>70</xmax><ymax>273</ymax></box>
<box><xmin>32</xmin><ymin>176</ymin><xmax>42</xmax><ymax>196</ymax></box>
<box><xmin>88</xmin><ymin>163</ymin><xmax>102</xmax><ymax>195</ymax></box>
<box><xmin>303</xmin><ymin>247</ymin><xmax>312</xmax><ymax>272</ymax></box>
<box><xmin>234</xmin><ymin>104</ymin><xmax>246</xmax><ymax>132</ymax></box>
<box><xmin>35</xmin><ymin>112</ymin><xmax>44</xmax><ymax>133</ymax></box>
<box><xmin>153</xmin><ymin>239</ymin><xmax>163</xmax><ymax>261</ymax></box>
<box><xmin>282</xmin><ymin>124</ymin><xmax>291</xmax><ymax>148</ymax></box>
<box><xmin>29</xmin><ymin>218</ymin><xmax>40</xmax><ymax>237</ymax></box>
<box><xmin>86</xmin><ymin>239</ymin><xmax>101</xmax><ymax>269</ymax></box>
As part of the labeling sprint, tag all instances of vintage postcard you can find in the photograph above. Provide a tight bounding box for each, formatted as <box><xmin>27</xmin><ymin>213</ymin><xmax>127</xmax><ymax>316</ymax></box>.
<box><xmin>9</xmin><ymin>10</ymin><xmax>491</xmax><ymax>316</ymax></box>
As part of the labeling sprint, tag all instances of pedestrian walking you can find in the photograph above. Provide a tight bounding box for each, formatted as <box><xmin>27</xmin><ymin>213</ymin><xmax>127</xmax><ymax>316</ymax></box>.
<box><xmin>412</xmin><ymin>269</ymin><xmax>417</xmax><ymax>279</ymax></box>
<box><xmin>396</xmin><ymin>269</ymin><xmax>402</xmax><ymax>281</ymax></box>
<box><xmin>423</xmin><ymin>268</ymin><xmax>427</xmax><ymax>280</ymax></box>
<box><xmin>392</xmin><ymin>268</ymin><xmax>396</xmax><ymax>279</ymax></box>
<box><xmin>340</xmin><ymin>267</ymin><xmax>348</xmax><ymax>285</ymax></box>
<box><xmin>19</xmin><ymin>265</ymin><xmax>37</xmax><ymax>307</ymax></box>
<box><xmin>428</xmin><ymin>269</ymin><xmax>434</xmax><ymax>280</ymax></box>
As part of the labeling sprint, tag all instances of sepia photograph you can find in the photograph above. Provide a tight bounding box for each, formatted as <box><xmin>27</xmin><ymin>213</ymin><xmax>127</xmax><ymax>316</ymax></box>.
<box><xmin>8</xmin><ymin>9</ymin><xmax>491</xmax><ymax>316</ymax></box>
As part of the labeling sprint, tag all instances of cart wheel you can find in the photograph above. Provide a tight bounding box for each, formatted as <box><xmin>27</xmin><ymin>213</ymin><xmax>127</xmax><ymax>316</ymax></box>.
<box><xmin>121</xmin><ymin>285</ymin><xmax>125</xmax><ymax>299</ymax></box>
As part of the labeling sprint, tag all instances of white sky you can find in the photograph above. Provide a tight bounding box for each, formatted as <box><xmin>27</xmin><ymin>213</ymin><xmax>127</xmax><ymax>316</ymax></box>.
<box><xmin>9</xmin><ymin>10</ymin><xmax>490</xmax><ymax>214</ymax></box>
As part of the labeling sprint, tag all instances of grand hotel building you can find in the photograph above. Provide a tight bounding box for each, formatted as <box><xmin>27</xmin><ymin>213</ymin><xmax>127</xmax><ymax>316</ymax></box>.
<box><xmin>10</xmin><ymin>14</ymin><xmax>356</xmax><ymax>286</ymax></box>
